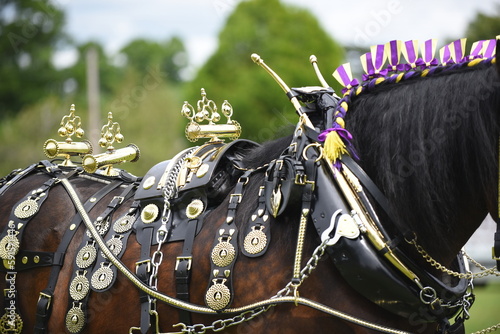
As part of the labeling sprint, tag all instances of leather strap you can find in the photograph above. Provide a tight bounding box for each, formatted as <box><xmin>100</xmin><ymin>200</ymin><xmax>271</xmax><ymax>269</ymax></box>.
<box><xmin>135</xmin><ymin>224</ymin><xmax>154</xmax><ymax>334</ymax></box>
<box><xmin>34</xmin><ymin>179</ymin><xmax>123</xmax><ymax>334</ymax></box>
<box><xmin>175</xmin><ymin>218</ymin><xmax>199</xmax><ymax>324</ymax></box>
<box><xmin>341</xmin><ymin>154</ymin><xmax>412</xmax><ymax>238</ymax></box>
<box><xmin>493</xmin><ymin>216</ymin><xmax>500</xmax><ymax>271</ymax></box>
<box><xmin>0</xmin><ymin>163</ymin><xmax>38</xmax><ymax>196</ymax></box>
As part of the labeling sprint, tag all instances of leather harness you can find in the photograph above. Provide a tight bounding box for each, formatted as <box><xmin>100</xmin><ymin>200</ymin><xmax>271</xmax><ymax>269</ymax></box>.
<box><xmin>0</xmin><ymin>113</ymin><xmax>495</xmax><ymax>334</ymax></box>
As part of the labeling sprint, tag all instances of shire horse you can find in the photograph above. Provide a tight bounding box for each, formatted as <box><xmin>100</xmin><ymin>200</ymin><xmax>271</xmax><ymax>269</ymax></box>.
<box><xmin>0</xmin><ymin>40</ymin><xmax>499</xmax><ymax>334</ymax></box>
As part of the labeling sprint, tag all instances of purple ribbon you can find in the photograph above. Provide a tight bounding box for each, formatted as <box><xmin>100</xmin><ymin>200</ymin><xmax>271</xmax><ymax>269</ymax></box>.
<box><xmin>363</xmin><ymin>69</ymin><xmax>389</xmax><ymax>81</ymax></box>
<box><xmin>450</xmin><ymin>39</ymin><xmax>466</xmax><ymax>63</ymax></box>
<box><xmin>470</xmin><ymin>40</ymin><xmax>485</xmax><ymax>59</ymax></box>
<box><xmin>362</xmin><ymin>51</ymin><xmax>388</xmax><ymax>80</ymax></box>
<box><xmin>333</xmin><ymin>64</ymin><xmax>360</xmax><ymax>94</ymax></box>
<box><xmin>372</xmin><ymin>44</ymin><xmax>386</xmax><ymax>71</ymax></box>
<box><xmin>440</xmin><ymin>44</ymin><xmax>452</xmax><ymax>64</ymax></box>
<box><xmin>318</xmin><ymin>126</ymin><xmax>352</xmax><ymax>142</ymax></box>
<box><xmin>422</xmin><ymin>39</ymin><xmax>438</xmax><ymax>67</ymax></box>
<box><xmin>386</xmin><ymin>40</ymin><xmax>401</xmax><ymax>72</ymax></box>
<box><xmin>483</xmin><ymin>39</ymin><xmax>496</xmax><ymax>58</ymax></box>
<box><xmin>404</xmin><ymin>40</ymin><xmax>419</xmax><ymax>66</ymax></box>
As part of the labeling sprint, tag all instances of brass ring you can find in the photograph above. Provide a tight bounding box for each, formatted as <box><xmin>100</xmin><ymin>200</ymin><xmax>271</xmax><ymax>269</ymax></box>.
<box><xmin>302</xmin><ymin>143</ymin><xmax>323</xmax><ymax>162</ymax></box>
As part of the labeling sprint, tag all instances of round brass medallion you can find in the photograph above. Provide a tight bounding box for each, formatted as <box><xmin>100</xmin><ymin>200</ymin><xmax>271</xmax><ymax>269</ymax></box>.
<box><xmin>142</xmin><ymin>176</ymin><xmax>156</xmax><ymax>190</ymax></box>
<box><xmin>76</xmin><ymin>245</ymin><xmax>97</xmax><ymax>269</ymax></box>
<box><xmin>0</xmin><ymin>312</ymin><xmax>23</xmax><ymax>334</ymax></box>
<box><xmin>186</xmin><ymin>199</ymin><xmax>204</xmax><ymax>219</ymax></box>
<box><xmin>0</xmin><ymin>235</ymin><xmax>20</xmax><ymax>260</ymax></box>
<box><xmin>196</xmin><ymin>163</ymin><xmax>210</xmax><ymax>178</ymax></box>
<box><xmin>66</xmin><ymin>305</ymin><xmax>85</xmax><ymax>333</ymax></box>
<box><xmin>211</xmin><ymin>241</ymin><xmax>235</xmax><ymax>267</ymax></box>
<box><xmin>101</xmin><ymin>237</ymin><xmax>123</xmax><ymax>259</ymax></box>
<box><xmin>113</xmin><ymin>215</ymin><xmax>135</xmax><ymax>233</ymax></box>
<box><xmin>69</xmin><ymin>273</ymin><xmax>90</xmax><ymax>301</ymax></box>
<box><xmin>91</xmin><ymin>265</ymin><xmax>114</xmax><ymax>290</ymax></box>
<box><xmin>205</xmin><ymin>280</ymin><xmax>231</xmax><ymax>311</ymax></box>
<box><xmin>243</xmin><ymin>227</ymin><xmax>267</xmax><ymax>255</ymax></box>
<box><xmin>141</xmin><ymin>204</ymin><xmax>159</xmax><ymax>224</ymax></box>
<box><xmin>14</xmin><ymin>199</ymin><xmax>39</xmax><ymax>219</ymax></box>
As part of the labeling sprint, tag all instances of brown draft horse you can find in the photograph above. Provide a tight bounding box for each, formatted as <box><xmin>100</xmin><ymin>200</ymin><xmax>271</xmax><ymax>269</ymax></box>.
<box><xmin>0</xmin><ymin>43</ymin><xmax>499</xmax><ymax>334</ymax></box>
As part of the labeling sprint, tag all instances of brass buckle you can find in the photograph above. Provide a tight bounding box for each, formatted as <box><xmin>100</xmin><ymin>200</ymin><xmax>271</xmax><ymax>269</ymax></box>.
<box><xmin>135</xmin><ymin>259</ymin><xmax>151</xmax><ymax>274</ymax></box>
<box><xmin>229</xmin><ymin>193</ymin><xmax>242</xmax><ymax>204</ymax></box>
<box><xmin>295</xmin><ymin>174</ymin><xmax>307</xmax><ymax>185</ymax></box>
<box><xmin>492</xmin><ymin>247</ymin><xmax>500</xmax><ymax>261</ymax></box>
<box><xmin>175</xmin><ymin>256</ymin><xmax>192</xmax><ymax>271</ymax></box>
<box><xmin>112</xmin><ymin>196</ymin><xmax>125</xmax><ymax>205</ymax></box>
<box><xmin>38</xmin><ymin>291</ymin><xmax>53</xmax><ymax>311</ymax></box>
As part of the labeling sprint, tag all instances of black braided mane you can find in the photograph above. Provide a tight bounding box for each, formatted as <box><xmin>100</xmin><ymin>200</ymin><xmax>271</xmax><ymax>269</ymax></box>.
<box><xmin>345</xmin><ymin>58</ymin><xmax>500</xmax><ymax>255</ymax></box>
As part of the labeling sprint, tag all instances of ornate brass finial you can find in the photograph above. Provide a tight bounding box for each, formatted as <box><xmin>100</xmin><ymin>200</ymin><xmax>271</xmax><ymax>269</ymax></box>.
<box><xmin>82</xmin><ymin>111</ymin><xmax>139</xmax><ymax>176</ymax></box>
<box><xmin>181</xmin><ymin>89</ymin><xmax>241</xmax><ymax>143</ymax></box>
<box><xmin>59</xmin><ymin>104</ymin><xmax>85</xmax><ymax>142</ymax></box>
<box><xmin>98</xmin><ymin>112</ymin><xmax>124</xmax><ymax>151</ymax></box>
<box><xmin>43</xmin><ymin>104</ymin><xmax>92</xmax><ymax>166</ymax></box>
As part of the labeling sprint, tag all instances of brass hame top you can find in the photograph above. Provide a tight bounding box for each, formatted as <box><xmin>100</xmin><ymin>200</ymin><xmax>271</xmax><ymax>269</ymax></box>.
<box><xmin>181</xmin><ymin>89</ymin><xmax>241</xmax><ymax>143</ymax></box>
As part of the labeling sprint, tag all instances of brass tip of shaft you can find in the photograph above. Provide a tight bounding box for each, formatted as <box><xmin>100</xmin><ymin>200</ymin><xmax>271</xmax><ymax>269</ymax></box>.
<box><xmin>251</xmin><ymin>53</ymin><xmax>261</xmax><ymax>64</ymax></box>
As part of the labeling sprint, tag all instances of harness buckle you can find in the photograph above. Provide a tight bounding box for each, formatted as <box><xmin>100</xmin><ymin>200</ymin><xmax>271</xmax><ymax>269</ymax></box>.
<box><xmin>175</xmin><ymin>256</ymin><xmax>192</xmax><ymax>271</ymax></box>
<box><xmin>492</xmin><ymin>247</ymin><xmax>500</xmax><ymax>261</ymax></box>
<box><xmin>38</xmin><ymin>291</ymin><xmax>53</xmax><ymax>311</ymax></box>
<box><xmin>135</xmin><ymin>259</ymin><xmax>151</xmax><ymax>274</ymax></box>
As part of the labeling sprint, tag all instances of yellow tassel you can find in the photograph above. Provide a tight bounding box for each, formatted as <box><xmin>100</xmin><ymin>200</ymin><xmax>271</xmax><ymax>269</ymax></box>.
<box><xmin>323</xmin><ymin>131</ymin><xmax>348</xmax><ymax>162</ymax></box>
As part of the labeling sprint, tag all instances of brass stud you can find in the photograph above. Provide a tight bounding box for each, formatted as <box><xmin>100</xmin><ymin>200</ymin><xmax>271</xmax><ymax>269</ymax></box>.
<box><xmin>143</xmin><ymin>176</ymin><xmax>156</xmax><ymax>190</ymax></box>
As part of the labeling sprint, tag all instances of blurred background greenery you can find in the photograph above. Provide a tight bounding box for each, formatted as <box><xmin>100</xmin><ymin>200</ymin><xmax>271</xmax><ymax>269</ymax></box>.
<box><xmin>1</xmin><ymin>0</ymin><xmax>499</xmax><ymax>177</ymax></box>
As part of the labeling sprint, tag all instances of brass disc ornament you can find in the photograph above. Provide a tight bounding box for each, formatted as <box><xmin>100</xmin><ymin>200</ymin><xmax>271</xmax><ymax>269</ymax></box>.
<box><xmin>141</xmin><ymin>204</ymin><xmax>159</xmax><ymax>224</ymax></box>
<box><xmin>0</xmin><ymin>312</ymin><xmax>23</xmax><ymax>334</ymax></box>
<box><xmin>0</xmin><ymin>234</ymin><xmax>20</xmax><ymax>260</ymax></box>
<box><xmin>14</xmin><ymin>199</ymin><xmax>39</xmax><ymax>219</ymax></box>
<box><xmin>205</xmin><ymin>279</ymin><xmax>231</xmax><ymax>311</ymax></box>
<box><xmin>243</xmin><ymin>227</ymin><xmax>267</xmax><ymax>255</ymax></box>
<box><xmin>113</xmin><ymin>215</ymin><xmax>135</xmax><ymax>233</ymax></box>
<box><xmin>91</xmin><ymin>265</ymin><xmax>114</xmax><ymax>290</ymax></box>
<box><xmin>186</xmin><ymin>199</ymin><xmax>204</xmax><ymax>219</ymax></box>
<box><xmin>69</xmin><ymin>272</ymin><xmax>90</xmax><ymax>301</ymax></box>
<box><xmin>211</xmin><ymin>240</ymin><xmax>235</xmax><ymax>268</ymax></box>
<box><xmin>101</xmin><ymin>237</ymin><xmax>123</xmax><ymax>259</ymax></box>
<box><xmin>66</xmin><ymin>305</ymin><xmax>85</xmax><ymax>333</ymax></box>
<box><xmin>76</xmin><ymin>244</ymin><xmax>97</xmax><ymax>269</ymax></box>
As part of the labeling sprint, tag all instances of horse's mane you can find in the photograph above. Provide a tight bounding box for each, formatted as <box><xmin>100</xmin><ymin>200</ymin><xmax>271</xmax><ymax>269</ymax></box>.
<box><xmin>239</xmin><ymin>56</ymin><xmax>500</xmax><ymax>257</ymax></box>
<box><xmin>345</xmin><ymin>58</ymin><xmax>500</xmax><ymax>254</ymax></box>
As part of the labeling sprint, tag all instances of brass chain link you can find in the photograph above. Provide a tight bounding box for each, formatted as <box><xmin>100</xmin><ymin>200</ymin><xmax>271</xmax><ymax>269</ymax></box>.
<box><xmin>407</xmin><ymin>238</ymin><xmax>500</xmax><ymax>333</ymax></box>
<box><xmin>407</xmin><ymin>238</ymin><xmax>500</xmax><ymax>279</ymax></box>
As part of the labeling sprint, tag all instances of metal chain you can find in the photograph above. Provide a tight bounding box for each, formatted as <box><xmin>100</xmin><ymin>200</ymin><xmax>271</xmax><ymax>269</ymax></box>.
<box><xmin>470</xmin><ymin>323</ymin><xmax>500</xmax><ymax>334</ymax></box>
<box><xmin>275</xmin><ymin>237</ymin><xmax>329</xmax><ymax>298</ymax></box>
<box><xmin>149</xmin><ymin>148</ymin><xmax>197</xmax><ymax>321</ymax></box>
<box><xmin>407</xmin><ymin>238</ymin><xmax>500</xmax><ymax>279</ymax></box>
<box><xmin>178</xmin><ymin>238</ymin><xmax>332</xmax><ymax>334</ymax></box>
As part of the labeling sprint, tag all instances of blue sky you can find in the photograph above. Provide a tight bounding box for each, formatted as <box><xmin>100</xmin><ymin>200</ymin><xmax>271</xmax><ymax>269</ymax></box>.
<box><xmin>54</xmin><ymin>0</ymin><xmax>499</xmax><ymax>74</ymax></box>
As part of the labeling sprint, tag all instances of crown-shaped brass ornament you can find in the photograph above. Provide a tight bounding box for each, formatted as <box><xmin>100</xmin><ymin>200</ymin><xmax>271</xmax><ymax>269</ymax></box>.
<box><xmin>181</xmin><ymin>89</ymin><xmax>241</xmax><ymax>143</ymax></box>
<box><xmin>82</xmin><ymin>112</ymin><xmax>140</xmax><ymax>176</ymax></box>
<box><xmin>43</xmin><ymin>104</ymin><xmax>93</xmax><ymax>166</ymax></box>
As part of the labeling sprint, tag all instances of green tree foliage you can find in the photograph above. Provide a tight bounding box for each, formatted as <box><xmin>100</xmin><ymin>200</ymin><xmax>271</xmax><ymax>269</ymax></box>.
<box><xmin>0</xmin><ymin>0</ymin><xmax>66</xmax><ymax>118</ymax></box>
<box><xmin>185</xmin><ymin>0</ymin><xmax>344</xmax><ymax>143</ymax></box>
<box><xmin>465</xmin><ymin>6</ymin><xmax>500</xmax><ymax>43</ymax></box>
<box><xmin>120</xmin><ymin>37</ymin><xmax>188</xmax><ymax>83</ymax></box>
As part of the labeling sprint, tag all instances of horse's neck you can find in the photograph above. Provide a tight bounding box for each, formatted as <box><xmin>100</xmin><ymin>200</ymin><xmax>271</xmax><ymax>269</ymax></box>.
<box><xmin>346</xmin><ymin>64</ymin><xmax>500</xmax><ymax>266</ymax></box>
